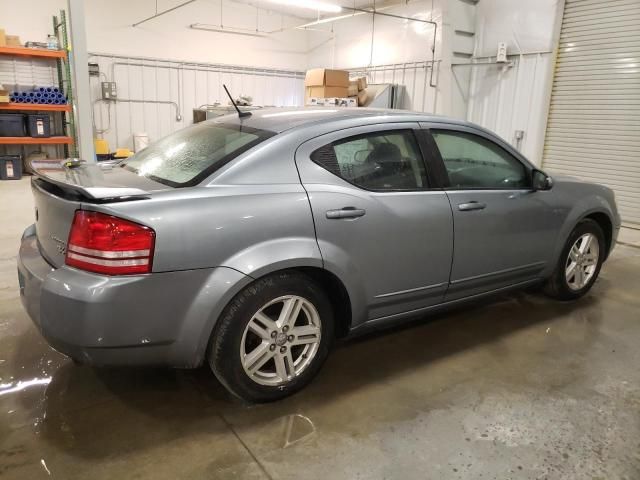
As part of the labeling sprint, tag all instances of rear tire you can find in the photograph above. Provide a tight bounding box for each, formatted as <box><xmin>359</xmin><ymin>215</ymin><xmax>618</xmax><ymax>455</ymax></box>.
<box><xmin>208</xmin><ymin>271</ymin><xmax>334</xmax><ymax>403</ymax></box>
<box><xmin>544</xmin><ymin>219</ymin><xmax>605</xmax><ymax>301</ymax></box>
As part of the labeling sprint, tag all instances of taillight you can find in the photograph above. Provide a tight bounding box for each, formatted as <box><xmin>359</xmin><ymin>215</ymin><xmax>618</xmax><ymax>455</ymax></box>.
<box><xmin>65</xmin><ymin>210</ymin><xmax>155</xmax><ymax>275</ymax></box>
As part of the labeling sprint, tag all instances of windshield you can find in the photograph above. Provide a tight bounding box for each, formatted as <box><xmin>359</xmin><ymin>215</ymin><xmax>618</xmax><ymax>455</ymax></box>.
<box><xmin>121</xmin><ymin>122</ymin><xmax>275</xmax><ymax>187</ymax></box>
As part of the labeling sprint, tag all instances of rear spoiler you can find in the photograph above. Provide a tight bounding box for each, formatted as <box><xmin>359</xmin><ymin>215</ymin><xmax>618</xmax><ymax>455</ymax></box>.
<box><xmin>31</xmin><ymin>159</ymin><xmax>150</xmax><ymax>201</ymax></box>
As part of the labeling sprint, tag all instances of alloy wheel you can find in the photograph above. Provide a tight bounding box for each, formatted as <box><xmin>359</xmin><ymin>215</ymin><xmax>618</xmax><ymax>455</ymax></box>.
<box><xmin>240</xmin><ymin>295</ymin><xmax>322</xmax><ymax>386</ymax></box>
<box><xmin>565</xmin><ymin>233</ymin><xmax>599</xmax><ymax>291</ymax></box>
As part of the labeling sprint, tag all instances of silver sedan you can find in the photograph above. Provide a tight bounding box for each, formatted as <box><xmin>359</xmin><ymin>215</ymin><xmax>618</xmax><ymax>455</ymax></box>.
<box><xmin>18</xmin><ymin>108</ymin><xmax>620</xmax><ymax>402</ymax></box>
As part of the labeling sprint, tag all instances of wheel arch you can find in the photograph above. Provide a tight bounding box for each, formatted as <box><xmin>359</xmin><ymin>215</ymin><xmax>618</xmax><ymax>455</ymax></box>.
<box><xmin>582</xmin><ymin>211</ymin><xmax>613</xmax><ymax>260</ymax></box>
<box><xmin>291</xmin><ymin>266</ymin><xmax>353</xmax><ymax>338</ymax></box>
<box><xmin>235</xmin><ymin>265</ymin><xmax>355</xmax><ymax>340</ymax></box>
<box><xmin>194</xmin><ymin>264</ymin><xmax>355</xmax><ymax>367</ymax></box>
<box><xmin>551</xmin><ymin>203</ymin><xmax>616</xmax><ymax>275</ymax></box>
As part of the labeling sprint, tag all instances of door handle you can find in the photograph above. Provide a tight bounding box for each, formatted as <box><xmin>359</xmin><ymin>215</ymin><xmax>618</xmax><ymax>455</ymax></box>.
<box><xmin>326</xmin><ymin>207</ymin><xmax>366</xmax><ymax>219</ymax></box>
<box><xmin>458</xmin><ymin>201</ymin><xmax>486</xmax><ymax>211</ymax></box>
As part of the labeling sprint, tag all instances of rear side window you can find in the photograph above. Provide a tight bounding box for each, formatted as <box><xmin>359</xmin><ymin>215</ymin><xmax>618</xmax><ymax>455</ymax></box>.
<box><xmin>431</xmin><ymin>130</ymin><xmax>528</xmax><ymax>189</ymax></box>
<box><xmin>121</xmin><ymin>122</ymin><xmax>274</xmax><ymax>187</ymax></box>
<box><xmin>311</xmin><ymin>130</ymin><xmax>428</xmax><ymax>191</ymax></box>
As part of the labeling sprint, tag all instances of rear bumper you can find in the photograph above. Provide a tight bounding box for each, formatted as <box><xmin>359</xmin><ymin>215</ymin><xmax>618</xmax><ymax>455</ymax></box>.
<box><xmin>18</xmin><ymin>224</ymin><xmax>252</xmax><ymax>367</ymax></box>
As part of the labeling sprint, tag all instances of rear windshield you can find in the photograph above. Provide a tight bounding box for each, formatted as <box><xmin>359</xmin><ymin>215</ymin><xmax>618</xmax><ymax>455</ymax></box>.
<box><xmin>120</xmin><ymin>122</ymin><xmax>275</xmax><ymax>187</ymax></box>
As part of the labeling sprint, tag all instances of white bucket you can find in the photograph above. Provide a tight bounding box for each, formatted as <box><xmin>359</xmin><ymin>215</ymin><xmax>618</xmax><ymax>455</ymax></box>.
<box><xmin>133</xmin><ymin>133</ymin><xmax>150</xmax><ymax>153</ymax></box>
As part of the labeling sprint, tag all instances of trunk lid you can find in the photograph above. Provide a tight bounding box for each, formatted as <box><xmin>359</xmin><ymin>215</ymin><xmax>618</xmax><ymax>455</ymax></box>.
<box><xmin>31</xmin><ymin>160</ymin><xmax>168</xmax><ymax>267</ymax></box>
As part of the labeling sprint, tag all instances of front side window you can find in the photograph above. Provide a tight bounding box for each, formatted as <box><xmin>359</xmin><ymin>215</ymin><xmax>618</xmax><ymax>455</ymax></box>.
<box><xmin>311</xmin><ymin>130</ymin><xmax>428</xmax><ymax>191</ymax></box>
<box><xmin>121</xmin><ymin>122</ymin><xmax>274</xmax><ymax>187</ymax></box>
<box><xmin>432</xmin><ymin>130</ymin><xmax>529</xmax><ymax>189</ymax></box>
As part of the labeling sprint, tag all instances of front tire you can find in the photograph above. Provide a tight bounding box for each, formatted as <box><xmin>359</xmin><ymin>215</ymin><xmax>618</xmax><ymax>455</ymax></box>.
<box><xmin>544</xmin><ymin>219</ymin><xmax>605</xmax><ymax>301</ymax></box>
<box><xmin>208</xmin><ymin>271</ymin><xmax>334</xmax><ymax>403</ymax></box>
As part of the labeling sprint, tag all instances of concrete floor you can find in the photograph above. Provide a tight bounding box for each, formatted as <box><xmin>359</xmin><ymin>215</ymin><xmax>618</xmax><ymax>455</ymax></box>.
<box><xmin>1</xmin><ymin>177</ymin><xmax>639</xmax><ymax>480</ymax></box>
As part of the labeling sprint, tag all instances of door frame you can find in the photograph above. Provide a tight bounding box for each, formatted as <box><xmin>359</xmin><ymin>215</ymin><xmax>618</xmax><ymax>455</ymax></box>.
<box><xmin>294</xmin><ymin>121</ymin><xmax>455</xmax><ymax>326</ymax></box>
<box><xmin>418</xmin><ymin>121</ymin><xmax>540</xmax><ymax>190</ymax></box>
<box><xmin>419</xmin><ymin>122</ymin><xmax>551</xmax><ymax>298</ymax></box>
<box><xmin>297</xmin><ymin>121</ymin><xmax>439</xmax><ymax>193</ymax></box>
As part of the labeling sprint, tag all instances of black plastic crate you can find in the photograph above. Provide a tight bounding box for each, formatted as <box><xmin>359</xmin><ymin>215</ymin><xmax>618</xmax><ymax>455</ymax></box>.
<box><xmin>27</xmin><ymin>114</ymin><xmax>51</xmax><ymax>138</ymax></box>
<box><xmin>0</xmin><ymin>155</ymin><xmax>23</xmax><ymax>180</ymax></box>
<box><xmin>0</xmin><ymin>114</ymin><xmax>26</xmax><ymax>137</ymax></box>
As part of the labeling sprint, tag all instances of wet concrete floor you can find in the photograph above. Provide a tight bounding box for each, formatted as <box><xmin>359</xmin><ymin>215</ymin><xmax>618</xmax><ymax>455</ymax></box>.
<box><xmin>1</xmin><ymin>178</ymin><xmax>639</xmax><ymax>479</ymax></box>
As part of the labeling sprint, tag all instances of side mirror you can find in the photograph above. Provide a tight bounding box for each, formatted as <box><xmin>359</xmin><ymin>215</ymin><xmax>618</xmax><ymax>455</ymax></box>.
<box><xmin>532</xmin><ymin>170</ymin><xmax>553</xmax><ymax>191</ymax></box>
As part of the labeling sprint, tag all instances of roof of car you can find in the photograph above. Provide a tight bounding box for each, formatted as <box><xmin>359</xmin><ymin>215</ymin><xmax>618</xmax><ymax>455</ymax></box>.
<box><xmin>209</xmin><ymin>107</ymin><xmax>471</xmax><ymax>133</ymax></box>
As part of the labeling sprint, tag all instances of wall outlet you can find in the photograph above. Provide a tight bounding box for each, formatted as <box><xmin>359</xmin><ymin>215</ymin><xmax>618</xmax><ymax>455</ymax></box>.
<box><xmin>513</xmin><ymin>130</ymin><xmax>525</xmax><ymax>150</ymax></box>
<box><xmin>497</xmin><ymin>42</ymin><xmax>508</xmax><ymax>63</ymax></box>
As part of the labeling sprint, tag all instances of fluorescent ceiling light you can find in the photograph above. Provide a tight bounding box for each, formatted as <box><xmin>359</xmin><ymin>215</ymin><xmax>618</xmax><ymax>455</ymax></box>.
<box><xmin>295</xmin><ymin>5</ymin><xmax>393</xmax><ymax>29</ymax></box>
<box><xmin>268</xmin><ymin>0</ymin><xmax>342</xmax><ymax>13</ymax></box>
<box><xmin>190</xmin><ymin>24</ymin><xmax>267</xmax><ymax>37</ymax></box>
<box><xmin>296</xmin><ymin>11</ymin><xmax>364</xmax><ymax>28</ymax></box>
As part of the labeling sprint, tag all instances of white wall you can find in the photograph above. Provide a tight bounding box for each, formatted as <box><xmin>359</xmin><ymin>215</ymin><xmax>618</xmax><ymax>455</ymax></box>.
<box><xmin>89</xmin><ymin>54</ymin><xmax>304</xmax><ymax>151</ymax></box>
<box><xmin>0</xmin><ymin>0</ymin><xmax>309</xmax><ymax>69</ymax></box>
<box><xmin>443</xmin><ymin>0</ymin><xmax>477</xmax><ymax>119</ymax></box>
<box><xmin>464</xmin><ymin>0</ymin><xmax>564</xmax><ymax>165</ymax></box>
<box><xmin>305</xmin><ymin>0</ymin><xmax>477</xmax><ymax>116</ymax></box>
<box><xmin>0</xmin><ymin>0</ymin><xmax>309</xmax><ymax>153</ymax></box>
<box><xmin>302</xmin><ymin>0</ymin><xmax>563</xmax><ymax>164</ymax></box>
<box><xmin>465</xmin><ymin>53</ymin><xmax>555</xmax><ymax>165</ymax></box>
<box><xmin>473</xmin><ymin>0</ymin><xmax>559</xmax><ymax>57</ymax></box>
<box><xmin>0</xmin><ymin>0</ymin><xmax>563</xmax><ymax>163</ymax></box>
<box><xmin>306</xmin><ymin>0</ymin><xmax>444</xmax><ymax>114</ymax></box>
<box><xmin>307</xmin><ymin>1</ymin><xmax>441</xmax><ymax>69</ymax></box>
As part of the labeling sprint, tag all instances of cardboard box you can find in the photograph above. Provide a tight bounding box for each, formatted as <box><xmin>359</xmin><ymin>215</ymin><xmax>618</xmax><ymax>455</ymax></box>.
<box><xmin>340</xmin><ymin>97</ymin><xmax>358</xmax><ymax>107</ymax></box>
<box><xmin>357</xmin><ymin>89</ymin><xmax>369</xmax><ymax>106</ymax></box>
<box><xmin>348</xmin><ymin>80</ymin><xmax>359</xmax><ymax>97</ymax></box>
<box><xmin>0</xmin><ymin>29</ymin><xmax>6</xmax><ymax>46</ymax></box>
<box><xmin>357</xmin><ymin>76</ymin><xmax>367</xmax><ymax>91</ymax></box>
<box><xmin>6</xmin><ymin>35</ymin><xmax>21</xmax><ymax>47</ymax></box>
<box><xmin>306</xmin><ymin>97</ymin><xmax>326</xmax><ymax>106</ymax></box>
<box><xmin>324</xmin><ymin>97</ymin><xmax>358</xmax><ymax>107</ymax></box>
<box><xmin>305</xmin><ymin>68</ymin><xmax>349</xmax><ymax>87</ymax></box>
<box><xmin>306</xmin><ymin>97</ymin><xmax>358</xmax><ymax>107</ymax></box>
<box><xmin>305</xmin><ymin>85</ymin><xmax>349</xmax><ymax>99</ymax></box>
<box><xmin>0</xmin><ymin>84</ymin><xmax>8</xmax><ymax>104</ymax></box>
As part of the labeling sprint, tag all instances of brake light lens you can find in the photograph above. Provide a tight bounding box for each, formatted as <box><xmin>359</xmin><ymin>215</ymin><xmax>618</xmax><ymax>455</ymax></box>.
<box><xmin>66</xmin><ymin>211</ymin><xmax>155</xmax><ymax>275</ymax></box>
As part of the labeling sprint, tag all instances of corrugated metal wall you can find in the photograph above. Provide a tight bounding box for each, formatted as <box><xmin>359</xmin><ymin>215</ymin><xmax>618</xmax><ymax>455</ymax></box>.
<box><xmin>542</xmin><ymin>0</ymin><xmax>640</xmax><ymax>227</ymax></box>
<box><xmin>89</xmin><ymin>53</ymin><xmax>305</xmax><ymax>152</ymax></box>
<box><xmin>90</xmin><ymin>55</ymin><xmax>443</xmax><ymax>151</ymax></box>
<box><xmin>464</xmin><ymin>52</ymin><xmax>555</xmax><ymax>164</ymax></box>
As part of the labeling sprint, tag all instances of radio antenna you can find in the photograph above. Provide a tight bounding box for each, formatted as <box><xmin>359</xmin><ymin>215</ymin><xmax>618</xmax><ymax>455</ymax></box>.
<box><xmin>223</xmin><ymin>84</ymin><xmax>251</xmax><ymax>118</ymax></box>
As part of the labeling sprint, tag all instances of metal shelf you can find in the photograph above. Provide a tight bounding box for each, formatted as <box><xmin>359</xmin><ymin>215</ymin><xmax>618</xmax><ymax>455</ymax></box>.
<box><xmin>0</xmin><ymin>103</ymin><xmax>71</xmax><ymax>112</ymax></box>
<box><xmin>0</xmin><ymin>46</ymin><xmax>67</xmax><ymax>59</ymax></box>
<box><xmin>0</xmin><ymin>13</ymin><xmax>76</xmax><ymax>155</ymax></box>
<box><xmin>0</xmin><ymin>136</ymin><xmax>73</xmax><ymax>145</ymax></box>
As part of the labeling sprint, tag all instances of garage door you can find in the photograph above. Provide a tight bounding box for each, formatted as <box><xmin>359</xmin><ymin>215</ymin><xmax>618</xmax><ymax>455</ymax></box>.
<box><xmin>543</xmin><ymin>0</ymin><xmax>640</xmax><ymax>227</ymax></box>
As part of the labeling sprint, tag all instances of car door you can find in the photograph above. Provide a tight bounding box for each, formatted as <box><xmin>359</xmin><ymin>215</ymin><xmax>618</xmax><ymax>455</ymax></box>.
<box><xmin>421</xmin><ymin>123</ymin><xmax>562</xmax><ymax>300</ymax></box>
<box><xmin>295</xmin><ymin>122</ymin><xmax>454</xmax><ymax>326</ymax></box>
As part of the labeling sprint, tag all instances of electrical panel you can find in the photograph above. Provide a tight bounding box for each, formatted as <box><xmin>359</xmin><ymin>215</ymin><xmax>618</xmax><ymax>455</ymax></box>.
<box><xmin>88</xmin><ymin>63</ymin><xmax>100</xmax><ymax>77</ymax></box>
<box><xmin>101</xmin><ymin>82</ymin><xmax>117</xmax><ymax>100</ymax></box>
